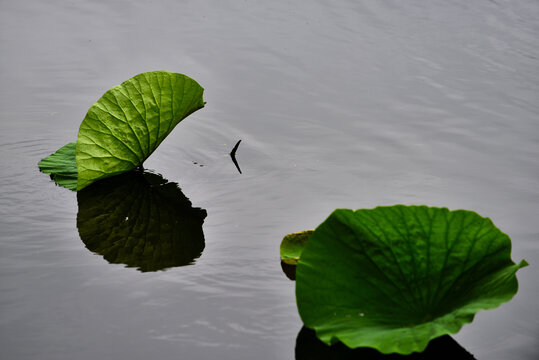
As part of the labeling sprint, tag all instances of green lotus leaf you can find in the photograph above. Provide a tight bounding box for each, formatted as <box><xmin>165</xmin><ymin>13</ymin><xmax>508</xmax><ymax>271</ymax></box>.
<box><xmin>77</xmin><ymin>171</ymin><xmax>206</xmax><ymax>272</ymax></box>
<box><xmin>37</xmin><ymin>142</ymin><xmax>77</xmax><ymax>190</ymax></box>
<box><xmin>38</xmin><ymin>71</ymin><xmax>205</xmax><ymax>191</ymax></box>
<box><xmin>280</xmin><ymin>230</ymin><xmax>314</xmax><ymax>265</ymax></box>
<box><xmin>296</xmin><ymin>205</ymin><xmax>528</xmax><ymax>355</ymax></box>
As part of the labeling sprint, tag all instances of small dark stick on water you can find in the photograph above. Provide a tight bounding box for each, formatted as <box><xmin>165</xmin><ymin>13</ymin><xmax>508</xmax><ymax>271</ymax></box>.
<box><xmin>230</xmin><ymin>140</ymin><xmax>242</xmax><ymax>174</ymax></box>
<box><xmin>230</xmin><ymin>140</ymin><xmax>241</xmax><ymax>157</ymax></box>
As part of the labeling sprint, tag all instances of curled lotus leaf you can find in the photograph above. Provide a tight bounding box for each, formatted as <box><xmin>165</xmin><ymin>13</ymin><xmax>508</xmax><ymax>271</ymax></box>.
<box><xmin>38</xmin><ymin>71</ymin><xmax>204</xmax><ymax>191</ymax></box>
<box><xmin>280</xmin><ymin>230</ymin><xmax>314</xmax><ymax>265</ymax></box>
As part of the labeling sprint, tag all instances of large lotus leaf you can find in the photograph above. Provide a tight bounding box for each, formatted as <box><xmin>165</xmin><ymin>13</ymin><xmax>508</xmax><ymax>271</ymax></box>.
<box><xmin>296</xmin><ymin>205</ymin><xmax>528</xmax><ymax>355</ymax></box>
<box><xmin>76</xmin><ymin>71</ymin><xmax>204</xmax><ymax>190</ymax></box>
<box><xmin>77</xmin><ymin>171</ymin><xmax>206</xmax><ymax>271</ymax></box>
<box><xmin>38</xmin><ymin>71</ymin><xmax>204</xmax><ymax>191</ymax></box>
<box><xmin>37</xmin><ymin>142</ymin><xmax>78</xmax><ymax>190</ymax></box>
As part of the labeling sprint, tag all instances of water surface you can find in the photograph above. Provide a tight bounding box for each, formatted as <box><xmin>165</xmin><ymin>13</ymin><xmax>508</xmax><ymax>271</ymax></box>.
<box><xmin>1</xmin><ymin>1</ymin><xmax>538</xmax><ymax>359</ymax></box>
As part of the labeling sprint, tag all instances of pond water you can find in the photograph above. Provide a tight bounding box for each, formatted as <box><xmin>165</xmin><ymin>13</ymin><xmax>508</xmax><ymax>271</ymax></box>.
<box><xmin>1</xmin><ymin>1</ymin><xmax>538</xmax><ymax>359</ymax></box>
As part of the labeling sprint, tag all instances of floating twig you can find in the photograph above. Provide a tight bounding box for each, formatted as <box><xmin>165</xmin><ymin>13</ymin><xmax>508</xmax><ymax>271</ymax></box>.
<box><xmin>229</xmin><ymin>140</ymin><xmax>242</xmax><ymax>174</ymax></box>
<box><xmin>230</xmin><ymin>140</ymin><xmax>241</xmax><ymax>157</ymax></box>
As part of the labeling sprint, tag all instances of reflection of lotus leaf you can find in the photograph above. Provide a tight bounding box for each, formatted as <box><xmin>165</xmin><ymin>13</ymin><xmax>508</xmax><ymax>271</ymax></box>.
<box><xmin>77</xmin><ymin>171</ymin><xmax>206</xmax><ymax>272</ymax></box>
<box><xmin>281</xmin><ymin>260</ymin><xmax>297</xmax><ymax>281</ymax></box>
<box><xmin>295</xmin><ymin>327</ymin><xmax>475</xmax><ymax>360</ymax></box>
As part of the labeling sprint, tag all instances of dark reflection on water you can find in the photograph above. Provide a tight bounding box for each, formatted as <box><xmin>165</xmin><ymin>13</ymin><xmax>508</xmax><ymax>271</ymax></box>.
<box><xmin>281</xmin><ymin>260</ymin><xmax>297</xmax><ymax>280</ymax></box>
<box><xmin>77</xmin><ymin>171</ymin><xmax>206</xmax><ymax>272</ymax></box>
<box><xmin>295</xmin><ymin>327</ymin><xmax>475</xmax><ymax>360</ymax></box>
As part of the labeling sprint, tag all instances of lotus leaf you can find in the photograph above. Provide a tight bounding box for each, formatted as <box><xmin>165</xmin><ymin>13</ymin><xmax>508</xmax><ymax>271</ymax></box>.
<box><xmin>37</xmin><ymin>142</ymin><xmax>77</xmax><ymax>190</ymax></box>
<box><xmin>38</xmin><ymin>71</ymin><xmax>205</xmax><ymax>190</ymax></box>
<box><xmin>295</xmin><ymin>205</ymin><xmax>527</xmax><ymax>354</ymax></box>
<box><xmin>280</xmin><ymin>230</ymin><xmax>314</xmax><ymax>265</ymax></box>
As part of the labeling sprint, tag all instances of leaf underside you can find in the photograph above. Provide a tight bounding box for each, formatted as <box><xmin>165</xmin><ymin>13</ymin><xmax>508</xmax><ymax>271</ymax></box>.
<box><xmin>295</xmin><ymin>205</ymin><xmax>527</xmax><ymax>355</ymax></box>
<box><xmin>38</xmin><ymin>71</ymin><xmax>205</xmax><ymax>191</ymax></box>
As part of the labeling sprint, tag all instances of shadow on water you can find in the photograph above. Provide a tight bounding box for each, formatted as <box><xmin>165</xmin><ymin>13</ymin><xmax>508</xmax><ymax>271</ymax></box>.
<box><xmin>295</xmin><ymin>327</ymin><xmax>476</xmax><ymax>360</ymax></box>
<box><xmin>281</xmin><ymin>260</ymin><xmax>297</xmax><ymax>280</ymax></box>
<box><xmin>76</xmin><ymin>171</ymin><xmax>207</xmax><ymax>272</ymax></box>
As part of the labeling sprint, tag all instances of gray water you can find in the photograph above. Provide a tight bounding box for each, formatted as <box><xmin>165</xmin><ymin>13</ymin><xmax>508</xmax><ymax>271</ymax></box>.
<box><xmin>1</xmin><ymin>1</ymin><xmax>538</xmax><ymax>359</ymax></box>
